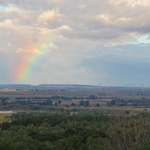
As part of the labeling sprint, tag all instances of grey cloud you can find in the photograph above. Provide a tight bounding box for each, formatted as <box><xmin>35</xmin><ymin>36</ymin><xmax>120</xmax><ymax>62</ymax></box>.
<box><xmin>1</xmin><ymin>0</ymin><xmax>150</xmax><ymax>43</ymax></box>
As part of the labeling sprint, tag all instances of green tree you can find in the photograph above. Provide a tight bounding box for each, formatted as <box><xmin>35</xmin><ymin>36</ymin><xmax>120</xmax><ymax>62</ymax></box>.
<box><xmin>54</xmin><ymin>102</ymin><xmax>58</xmax><ymax>106</ymax></box>
<box><xmin>95</xmin><ymin>103</ymin><xmax>100</xmax><ymax>107</ymax></box>
<box><xmin>58</xmin><ymin>100</ymin><xmax>62</xmax><ymax>105</ymax></box>
<box><xmin>79</xmin><ymin>100</ymin><xmax>84</xmax><ymax>106</ymax></box>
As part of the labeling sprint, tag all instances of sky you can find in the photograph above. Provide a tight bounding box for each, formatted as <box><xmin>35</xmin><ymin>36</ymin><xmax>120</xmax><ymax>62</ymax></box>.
<box><xmin>0</xmin><ymin>0</ymin><xmax>150</xmax><ymax>86</ymax></box>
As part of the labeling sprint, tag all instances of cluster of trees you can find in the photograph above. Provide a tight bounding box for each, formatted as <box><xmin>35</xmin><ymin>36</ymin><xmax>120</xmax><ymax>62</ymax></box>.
<box><xmin>0</xmin><ymin>99</ymin><xmax>62</xmax><ymax>111</ymax></box>
<box><xmin>108</xmin><ymin>98</ymin><xmax>150</xmax><ymax>107</ymax></box>
<box><xmin>0</xmin><ymin>98</ymin><xmax>94</xmax><ymax>111</ymax></box>
<box><xmin>79</xmin><ymin>100</ymin><xmax>90</xmax><ymax>107</ymax></box>
<box><xmin>0</xmin><ymin>112</ymin><xmax>149</xmax><ymax>150</ymax></box>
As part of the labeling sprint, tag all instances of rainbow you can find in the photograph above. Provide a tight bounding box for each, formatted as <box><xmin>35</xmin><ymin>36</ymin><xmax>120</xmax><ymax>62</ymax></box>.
<box><xmin>13</xmin><ymin>36</ymin><xmax>57</xmax><ymax>83</ymax></box>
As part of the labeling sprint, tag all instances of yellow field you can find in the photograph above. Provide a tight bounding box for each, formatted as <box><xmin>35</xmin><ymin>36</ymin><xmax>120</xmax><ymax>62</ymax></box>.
<box><xmin>0</xmin><ymin>113</ymin><xmax>12</xmax><ymax>122</ymax></box>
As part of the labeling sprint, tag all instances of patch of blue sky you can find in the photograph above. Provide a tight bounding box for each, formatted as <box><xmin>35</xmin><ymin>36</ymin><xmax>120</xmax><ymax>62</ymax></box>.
<box><xmin>131</xmin><ymin>34</ymin><xmax>150</xmax><ymax>45</ymax></box>
<box><xmin>0</xmin><ymin>5</ymin><xmax>6</xmax><ymax>10</ymax></box>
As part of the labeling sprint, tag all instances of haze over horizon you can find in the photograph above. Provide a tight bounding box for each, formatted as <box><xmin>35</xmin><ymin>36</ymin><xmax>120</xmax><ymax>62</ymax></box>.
<box><xmin>0</xmin><ymin>0</ymin><xmax>150</xmax><ymax>86</ymax></box>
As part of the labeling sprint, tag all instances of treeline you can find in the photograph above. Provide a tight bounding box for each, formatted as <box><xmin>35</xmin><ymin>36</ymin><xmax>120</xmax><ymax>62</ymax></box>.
<box><xmin>0</xmin><ymin>96</ymin><xmax>72</xmax><ymax>101</ymax></box>
<box><xmin>0</xmin><ymin>97</ymin><xmax>96</xmax><ymax>110</ymax></box>
<box><xmin>0</xmin><ymin>95</ymin><xmax>99</xmax><ymax>101</ymax></box>
<box><xmin>108</xmin><ymin>98</ymin><xmax>150</xmax><ymax>107</ymax></box>
<box><xmin>0</xmin><ymin>112</ymin><xmax>149</xmax><ymax>150</ymax></box>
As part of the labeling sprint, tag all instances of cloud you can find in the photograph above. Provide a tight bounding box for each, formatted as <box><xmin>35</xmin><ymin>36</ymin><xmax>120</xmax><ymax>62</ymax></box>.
<box><xmin>1</xmin><ymin>0</ymin><xmax>150</xmax><ymax>43</ymax></box>
<box><xmin>38</xmin><ymin>8</ymin><xmax>64</xmax><ymax>29</ymax></box>
<box><xmin>109</xmin><ymin>0</ymin><xmax>150</xmax><ymax>7</ymax></box>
